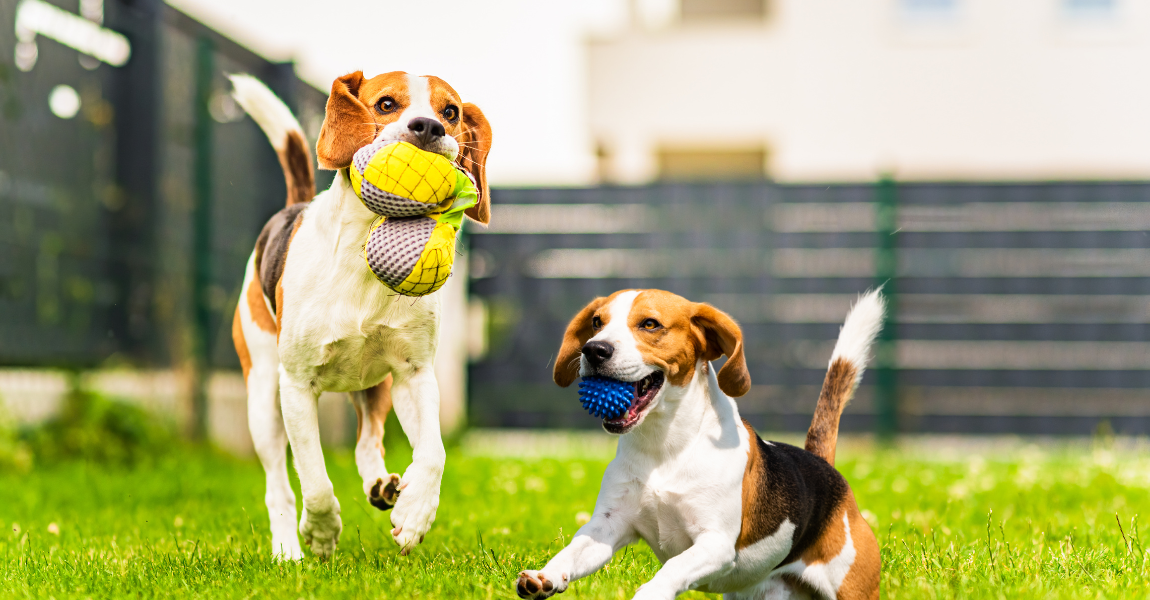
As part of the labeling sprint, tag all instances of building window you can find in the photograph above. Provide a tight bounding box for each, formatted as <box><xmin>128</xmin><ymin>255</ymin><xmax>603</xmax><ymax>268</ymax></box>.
<box><xmin>1062</xmin><ymin>0</ymin><xmax>1118</xmax><ymax>19</ymax></box>
<box><xmin>657</xmin><ymin>147</ymin><xmax>768</xmax><ymax>181</ymax></box>
<box><xmin>900</xmin><ymin>0</ymin><xmax>960</xmax><ymax>21</ymax></box>
<box><xmin>680</xmin><ymin>0</ymin><xmax>768</xmax><ymax>22</ymax></box>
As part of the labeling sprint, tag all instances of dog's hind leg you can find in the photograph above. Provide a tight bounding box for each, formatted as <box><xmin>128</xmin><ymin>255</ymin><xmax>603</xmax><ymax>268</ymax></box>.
<box><xmin>280</xmin><ymin>374</ymin><xmax>342</xmax><ymax>560</ymax></box>
<box><xmin>723</xmin><ymin>577</ymin><xmax>815</xmax><ymax>600</ymax></box>
<box><xmin>246</xmin><ymin>344</ymin><xmax>301</xmax><ymax>560</ymax></box>
<box><xmin>350</xmin><ymin>375</ymin><xmax>402</xmax><ymax>511</ymax></box>
<box><xmin>234</xmin><ymin>260</ymin><xmax>301</xmax><ymax>560</ymax></box>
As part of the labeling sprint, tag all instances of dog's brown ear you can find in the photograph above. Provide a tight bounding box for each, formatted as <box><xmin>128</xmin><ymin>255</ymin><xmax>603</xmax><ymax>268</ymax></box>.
<box><xmin>554</xmin><ymin>297</ymin><xmax>609</xmax><ymax>387</ymax></box>
<box><xmin>459</xmin><ymin>102</ymin><xmax>492</xmax><ymax>224</ymax></box>
<box><xmin>317</xmin><ymin>71</ymin><xmax>376</xmax><ymax>170</ymax></box>
<box><xmin>691</xmin><ymin>304</ymin><xmax>750</xmax><ymax>397</ymax></box>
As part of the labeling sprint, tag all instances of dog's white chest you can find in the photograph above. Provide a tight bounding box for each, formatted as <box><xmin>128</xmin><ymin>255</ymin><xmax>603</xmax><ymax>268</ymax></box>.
<box><xmin>320</xmin><ymin>298</ymin><xmax>438</xmax><ymax>387</ymax></box>
<box><xmin>613</xmin><ymin>412</ymin><xmax>752</xmax><ymax>571</ymax></box>
<box><xmin>276</xmin><ymin>200</ymin><xmax>441</xmax><ymax>391</ymax></box>
<box><xmin>626</xmin><ymin>458</ymin><xmax>738</xmax><ymax>564</ymax></box>
<box><xmin>632</xmin><ymin>479</ymin><xmax>695</xmax><ymax>561</ymax></box>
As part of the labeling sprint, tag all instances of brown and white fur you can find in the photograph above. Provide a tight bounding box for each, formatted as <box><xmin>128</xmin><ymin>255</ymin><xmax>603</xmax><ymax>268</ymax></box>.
<box><xmin>229</xmin><ymin>72</ymin><xmax>492</xmax><ymax>560</ymax></box>
<box><xmin>516</xmin><ymin>289</ymin><xmax>883</xmax><ymax>599</ymax></box>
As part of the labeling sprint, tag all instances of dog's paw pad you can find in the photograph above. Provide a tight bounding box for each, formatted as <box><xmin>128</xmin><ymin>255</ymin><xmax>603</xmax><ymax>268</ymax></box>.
<box><xmin>516</xmin><ymin>571</ymin><xmax>556</xmax><ymax>599</ymax></box>
<box><xmin>369</xmin><ymin>474</ymin><xmax>402</xmax><ymax>511</ymax></box>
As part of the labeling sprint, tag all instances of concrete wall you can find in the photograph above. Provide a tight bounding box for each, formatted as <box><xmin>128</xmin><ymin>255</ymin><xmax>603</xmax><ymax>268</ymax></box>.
<box><xmin>0</xmin><ymin>244</ymin><xmax>473</xmax><ymax>456</ymax></box>
<box><xmin>0</xmin><ymin>369</ymin><xmax>350</xmax><ymax>456</ymax></box>
<box><xmin>0</xmin><ymin>269</ymin><xmax>471</xmax><ymax>456</ymax></box>
<box><xmin>434</xmin><ymin>250</ymin><xmax>469</xmax><ymax>438</ymax></box>
<box><xmin>590</xmin><ymin>0</ymin><xmax>1150</xmax><ymax>183</ymax></box>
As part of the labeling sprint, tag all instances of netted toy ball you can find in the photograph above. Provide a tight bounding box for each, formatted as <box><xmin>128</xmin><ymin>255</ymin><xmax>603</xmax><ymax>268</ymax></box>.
<box><xmin>351</xmin><ymin>141</ymin><xmax>459</xmax><ymax>216</ymax></box>
<box><xmin>578</xmin><ymin>376</ymin><xmax>634</xmax><ymax>420</ymax></box>
<box><xmin>364</xmin><ymin>215</ymin><xmax>457</xmax><ymax>297</ymax></box>
<box><xmin>350</xmin><ymin>141</ymin><xmax>479</xmax><ymax>297</ymax></box>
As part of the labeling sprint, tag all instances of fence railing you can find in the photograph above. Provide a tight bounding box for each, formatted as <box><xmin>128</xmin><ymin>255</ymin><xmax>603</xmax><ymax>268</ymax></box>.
<box><xmin>466</xmin><ymin>181</ymin><xmax>1150</xmax><ymax>434</ymax></box>
<box><xmin>0</xmin><ymin>0</ymin><xmax>330</xmax><ymax>372</ymax></box>
<box><xmin>0</xmin><ymin>0</ymin><xmax>331</xmax><ymax>437</ymax></box>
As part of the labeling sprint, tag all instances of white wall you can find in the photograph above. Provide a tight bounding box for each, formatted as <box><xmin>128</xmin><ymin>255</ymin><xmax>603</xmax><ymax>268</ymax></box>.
<box><xmin>434</xmin><ymin>252</ymin><xmax>469</xmax><ymax>437</ymax></box>
<box><xmin>590</xmin><ymin>0</ymin><xmax>1150</xmax><ymax>182</ymax></box>
<box><xmin>0</xmin><ymin>369</ymin><xmax>354</xmax><ymax>456</ymax></box>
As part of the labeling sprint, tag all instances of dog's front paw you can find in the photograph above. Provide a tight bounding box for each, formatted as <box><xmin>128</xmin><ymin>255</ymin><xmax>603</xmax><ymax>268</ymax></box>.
<box><xmin>270</xmin><ymin>533</ymin><xmax>303</xmax><ymax>561</ymax></box>
<box><xmin>389</xmin><ymin>466</ymin><xmax>442</xmax><ymax>555</ymax></box>
<box><xmin>516</xmin><ymin>570</ymin><xmax>560</xmax><ymax>599</ymax></box>
<box><xmin>299</xmin><ymin>503</ymin><xmax>342</xmax><ymax>560</ymax></box>
<box><xmin>631</xmin><ymin>582</ymin><xmax>675</xmax><ymax>600</ymax></box>
<box><xmin>369</xmin><ymin>474</ymin><xmax>402</xmax><ymax>511</ymax></box>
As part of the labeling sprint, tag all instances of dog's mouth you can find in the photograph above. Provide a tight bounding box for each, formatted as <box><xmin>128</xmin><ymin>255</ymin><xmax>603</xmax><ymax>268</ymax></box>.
<box><xmin>376</xmin><ymin>133</ymin><xmax>458</xmax><ymax>161</ymax></box>
<box><xmin>603</xmin><ymin>371</ymin><xmax>664</xmax><ymax>434</ymax></box>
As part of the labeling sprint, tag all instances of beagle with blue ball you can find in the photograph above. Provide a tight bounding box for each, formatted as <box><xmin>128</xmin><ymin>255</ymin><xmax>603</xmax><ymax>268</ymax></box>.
<box><xmin>516</xmin><ymin>289</ymin><xmax>883</xmax><ymax>600</ymax></box>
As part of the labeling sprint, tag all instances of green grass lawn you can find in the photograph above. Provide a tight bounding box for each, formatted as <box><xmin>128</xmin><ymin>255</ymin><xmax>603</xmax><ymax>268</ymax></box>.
<box><xmin>2</xmin><ymin>432</ymin><xmax>1149</xmax><ymax>599</ymax></box>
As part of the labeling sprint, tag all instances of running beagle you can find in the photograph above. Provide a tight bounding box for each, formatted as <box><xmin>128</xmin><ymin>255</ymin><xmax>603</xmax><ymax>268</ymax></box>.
<box><xmin>516</xmin><ymin>289</ymin><xmax>883</xmax><ymax>599</ymax></box>
<box><xmin>229</xmin><ymin>72</ymin><xmax>491</xmax><ymax>560</ymax></box>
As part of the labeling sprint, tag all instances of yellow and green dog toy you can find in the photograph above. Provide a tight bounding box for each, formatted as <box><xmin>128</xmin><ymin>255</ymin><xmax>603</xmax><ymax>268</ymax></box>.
<box><xmin>350</xmin><ymin>141</ymin><xmax>478</xmax><ymax>297</ymax></box>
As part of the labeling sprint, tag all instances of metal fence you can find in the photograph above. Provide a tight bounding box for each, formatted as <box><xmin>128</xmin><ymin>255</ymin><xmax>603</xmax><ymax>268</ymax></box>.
<box><xmin>0</xmin><ymin>0</ymin><xmax>330</xmax><ymax>372</ymax></box>
<box><xmin>466</xmin><ymin>182</ymin><xmax>1150</xmax><ymax>434</ymax></box>
<box><xmin>6</xmin><ymin>1</ymin><xmax>1150</xmax><ymax>437</ymax></box>
<box><xmin>0</xmin><ymin>0</ymin><xmax>333</xmax><ymax>437</ymax></box>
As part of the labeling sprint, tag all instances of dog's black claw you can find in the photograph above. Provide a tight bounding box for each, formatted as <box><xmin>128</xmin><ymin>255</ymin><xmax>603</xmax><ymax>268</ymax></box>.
<box><xmin>369</xmin><ymin>474</ymin><xmax>401</xmax><ymax>511</ymax></box>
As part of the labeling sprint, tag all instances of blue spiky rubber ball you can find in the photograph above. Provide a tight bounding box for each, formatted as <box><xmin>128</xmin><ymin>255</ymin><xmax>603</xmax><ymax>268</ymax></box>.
<box><xmin>578</xmin><ymin>376</ymin><xmax>634</xmax><ymax>420</ymax></box>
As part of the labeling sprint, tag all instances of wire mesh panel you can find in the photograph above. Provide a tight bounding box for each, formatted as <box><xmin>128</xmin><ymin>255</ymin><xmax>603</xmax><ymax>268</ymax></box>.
<box><xmin>0</xmin><ymin>0</ymin><xmax>118</xmax><ymax>365</ymax></box>
<box><xmin>468</xmin><ymin>182</ymin><xmax>1150</xmax><ymax>434</ymax></box>
<box><xmin>0</xmin><ymin>0</ymin><xmax>330</xmax><ymax>371</ymax></box>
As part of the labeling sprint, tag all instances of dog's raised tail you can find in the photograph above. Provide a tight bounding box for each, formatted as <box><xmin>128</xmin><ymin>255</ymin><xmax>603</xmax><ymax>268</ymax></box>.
<box><xmin>229</xmin><ymin>74</ymin><xmax>314</xmax><ymax>206</ymax></box>
<box><xmin>805</xmin><ymin>288</ymin><xmax>885</xmax><ymax>466</ymax></box>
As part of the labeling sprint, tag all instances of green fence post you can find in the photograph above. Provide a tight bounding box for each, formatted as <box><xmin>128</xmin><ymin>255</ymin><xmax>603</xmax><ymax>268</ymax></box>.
<box><xmin>190</xmin><ymin>36</ymin><xmax>215</xmax><ymax>440</ymax></box>
<box><xmin>874</xmin><ymin>176</ymin><xmax>899</xmax><ymax>440</ymax></box>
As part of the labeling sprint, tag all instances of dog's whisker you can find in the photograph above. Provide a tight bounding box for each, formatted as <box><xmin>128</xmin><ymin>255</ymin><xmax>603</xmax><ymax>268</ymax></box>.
<box><xmin>450</xmin><ymin>133</ymin><xmax>486</xmax><ymax>145</ymax></box>
<box><xmin>455</xmin><ymin>155</ymin><xmax>481</xmax><ymax>169</ymax></box>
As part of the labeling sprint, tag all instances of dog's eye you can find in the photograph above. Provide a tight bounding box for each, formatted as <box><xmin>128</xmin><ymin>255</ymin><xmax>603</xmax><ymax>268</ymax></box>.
<box><xmin>442</xmin><ymin>105</ymin><xmax>459</xmax><ymax>122</ymax></box>
<box><xmin>640</xmin><ymin>319</ymin><xmax>662</xmax><ymax>331</ymax></box>
<box><xmin>376</xmin><ymin>97</ymin><xmax>398</xmax><ymax>114</ymax></box>
<box><xmin>592</xmin><ymin>316</ymin><xmax>602</xmax><ymax>329</ymax></box>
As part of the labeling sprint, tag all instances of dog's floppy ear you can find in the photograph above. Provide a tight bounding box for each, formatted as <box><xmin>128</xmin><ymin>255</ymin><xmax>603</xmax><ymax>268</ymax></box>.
<box><xmin>459</xmin><ymin>102</ymin><xmax>492</xmax><ymax>224</ymax></box>
<box><xmin>554</xmin><ymin>296</ymin><xmax>609</xmax><ymax>387</ymax></box>
<box><xmin>317</xmin><ymin>71</ymin><xmax>376</xmax><ymax>170</ymax></box>
<box><xmin>691</xmin><ymin>303</ymin><xmax>751</xmax><ymax>397</ymax></box>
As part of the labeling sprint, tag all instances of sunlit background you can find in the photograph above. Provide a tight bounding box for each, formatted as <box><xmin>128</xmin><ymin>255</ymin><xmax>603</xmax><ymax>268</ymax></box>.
<box><xmin>3</xmin><ymin>0</ymin><xmax>1150</xmax><ymax>456</ymax></box>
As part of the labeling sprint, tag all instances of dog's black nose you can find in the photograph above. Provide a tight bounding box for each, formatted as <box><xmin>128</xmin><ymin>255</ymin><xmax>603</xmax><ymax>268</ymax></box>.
<box><xmin>407</xmin><ymin>117</ymin><xmax>446</xmax><ymax>146</ymax></box>
<box><xmin>582</xmin><ymin>340</ymin><xmax>614</xmax><ymax>366</ymax></box>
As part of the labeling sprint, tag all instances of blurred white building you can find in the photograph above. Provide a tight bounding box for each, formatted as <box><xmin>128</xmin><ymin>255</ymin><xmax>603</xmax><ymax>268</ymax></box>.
<box><xmin>590</xmin><ymin>0</ymin><xmax>1150</xmax><ymax>183</ymax></box>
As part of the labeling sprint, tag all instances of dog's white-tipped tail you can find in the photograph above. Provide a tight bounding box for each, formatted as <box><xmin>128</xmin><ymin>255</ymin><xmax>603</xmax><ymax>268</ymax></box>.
<box><xmin>806</xmin><ymin>288</ymin><xmax>885</xmax><ymax>466</ymax></box>
<box><xmin>829</xmin><ymin>287</ymin><xmax>886</xmax><ymax>383</ymax></box>
<box><xmin>229</xmin><ymin>74</ymin><xmax>301</xmax><ymax>150</ymax></box>
<box><xmin>229</xmin><ymin>74</ymin><xmax>314</xmax><ymax>206</ymax></box>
